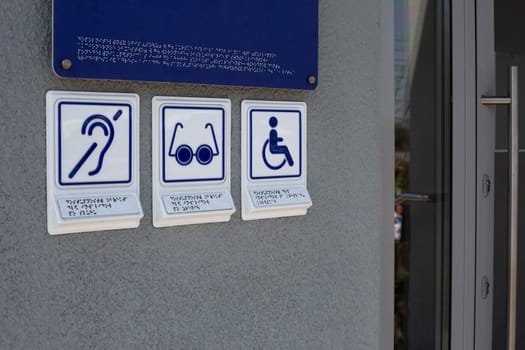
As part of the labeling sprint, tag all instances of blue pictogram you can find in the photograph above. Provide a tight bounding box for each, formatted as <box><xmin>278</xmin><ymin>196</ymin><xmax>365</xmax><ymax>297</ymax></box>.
<box><xmin>68</xmin><ymin>110</ymin><xmax>122</xmax><ymax>179</ymax></box>
<box><xmin>262</xmin><ymin>116</ymin><xmax>294</xmax><ymax>170</ymax></box>
<box><xmin>57</xmin><ymin>101</ymin><xmax>132</xmax><ymax>186</ymax></box>
<box><xmin>168</xmin><ymin>122</ymin><xmax>219</xmax><ymax>166</ymax></box>
<box><xmin>161</xmin><ymin>106</ymin><xmax>225</xmax><ymax>183</ymax></box>
<box><xmin>249</xmin><ymin>109</ymin><xmax>301</xmax><ymax>180</ymax></box>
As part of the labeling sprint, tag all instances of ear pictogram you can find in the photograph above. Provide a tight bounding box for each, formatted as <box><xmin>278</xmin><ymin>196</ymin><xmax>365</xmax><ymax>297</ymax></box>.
<box><xmin>68</xmin><ymin>110</ymin><xmax>121</xmax><ymax>179</ymax></box>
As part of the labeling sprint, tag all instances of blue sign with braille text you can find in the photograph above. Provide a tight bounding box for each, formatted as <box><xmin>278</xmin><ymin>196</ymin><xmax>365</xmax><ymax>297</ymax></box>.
<box><xmin>52</xmin><ymin>0</ymin><xmax>318</xmax><ymax>90</ymax></box>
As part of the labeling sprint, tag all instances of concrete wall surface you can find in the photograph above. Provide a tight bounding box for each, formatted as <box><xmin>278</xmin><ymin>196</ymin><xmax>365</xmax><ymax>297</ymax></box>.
<box><xmin>0</xmin><ymin>0</ymin><xmax>387</xmax><ymax>349</ymax></box>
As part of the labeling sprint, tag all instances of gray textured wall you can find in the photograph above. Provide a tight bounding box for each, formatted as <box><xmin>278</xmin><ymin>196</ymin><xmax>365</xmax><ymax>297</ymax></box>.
<box><xmin>0</xmin><ymin>0</ymin><xmax>386</xmax><ymax>349</ymax></box>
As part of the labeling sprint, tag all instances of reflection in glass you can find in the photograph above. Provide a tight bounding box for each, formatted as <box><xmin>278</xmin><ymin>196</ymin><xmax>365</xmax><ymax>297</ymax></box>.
<box><xmin>394</xmin><ymin>0</ymin><xmax>450</xmax><ymax>349</ymax></box>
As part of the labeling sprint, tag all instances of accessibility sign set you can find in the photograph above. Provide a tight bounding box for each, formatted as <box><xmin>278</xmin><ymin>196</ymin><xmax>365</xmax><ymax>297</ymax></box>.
<box><xmin>46</xmin><ymin>91</ymin><xmax>311</xmax><ymax>235</ymax></box>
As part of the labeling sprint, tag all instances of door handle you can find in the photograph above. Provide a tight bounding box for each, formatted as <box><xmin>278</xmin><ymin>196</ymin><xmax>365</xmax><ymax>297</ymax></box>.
<box><xmin>395</xmin><ymin>192</ymin><xmax>433</xmax><ymax>205</ymax></box>
<box><xmin>480</xmin><ymin>66</ymin><xmax>518</xmax><ymax>350</ymax></box>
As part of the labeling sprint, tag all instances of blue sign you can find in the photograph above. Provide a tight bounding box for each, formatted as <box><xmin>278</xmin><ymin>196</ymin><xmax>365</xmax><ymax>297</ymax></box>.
<box><xmin>52</xmin><ymin>0</ymin><xmax>318</xmax><ymax>90</ymax></box>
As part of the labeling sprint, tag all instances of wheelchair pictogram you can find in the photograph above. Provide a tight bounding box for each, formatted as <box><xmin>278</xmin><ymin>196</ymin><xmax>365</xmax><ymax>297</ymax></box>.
<box><xmin>248</xmin><ymin>109</ymin><xmax>301</xmax><ymax>180</ymax></box>
<box><xmin>262</xmin><ymin>116</ymin><xmax>294</xmax><ymax>170</ymax></box>
<box><xmin>168</xmin><ymin>122</ymin><xmax>219</xmax><ymax>166</ymax></box>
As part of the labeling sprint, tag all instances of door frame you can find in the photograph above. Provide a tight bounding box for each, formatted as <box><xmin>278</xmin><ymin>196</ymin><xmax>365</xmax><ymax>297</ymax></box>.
<box><xmin>451</xmin><ymin>0</ymin><xmax>495</xmax><ymax>348</ymax></box>
<box><xmin>380</xmin><ymin>0</ymin><xmax>395</xmax><ymax>348</ymax></box>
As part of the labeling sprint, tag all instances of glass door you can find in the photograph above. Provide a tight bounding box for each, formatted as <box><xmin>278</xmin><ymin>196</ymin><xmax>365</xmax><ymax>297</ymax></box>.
<box><xmin>394</xmin><ymin>0</ymin><xmax>451</xmax><ymax>348</ymax></box>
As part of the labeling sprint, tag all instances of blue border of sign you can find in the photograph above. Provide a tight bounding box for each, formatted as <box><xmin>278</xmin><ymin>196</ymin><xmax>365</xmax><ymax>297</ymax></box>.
<box><xmin>249</xmin><ymin>109</ymin><xmax>302</xmax><ymax>180</ymax></box>
<box><xmin>161</xmin><ymin>106</ymin><xmax>225</xmax><ymax>183</ymax></box>
<box><xmin>58</xmin><ymin>102</ymin><xmax>133</xmax><ymax>186</ymax></box>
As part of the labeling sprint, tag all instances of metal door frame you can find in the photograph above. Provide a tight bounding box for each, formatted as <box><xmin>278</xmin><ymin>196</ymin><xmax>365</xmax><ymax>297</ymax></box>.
<box><xmin>451</xmin><ymin>0</ymin><xmax>495</xmax><ymax>349</ymax></box>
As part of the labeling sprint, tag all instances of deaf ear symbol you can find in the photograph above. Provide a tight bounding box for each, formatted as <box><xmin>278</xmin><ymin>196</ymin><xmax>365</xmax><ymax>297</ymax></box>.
<box><xmin>68</xmin><ymin>110</ymin><xmax>121</xmax><ymax>179</ymax></box>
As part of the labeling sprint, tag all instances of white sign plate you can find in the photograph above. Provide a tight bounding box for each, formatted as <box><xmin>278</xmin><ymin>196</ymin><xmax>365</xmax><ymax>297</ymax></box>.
<box><xmin>249</xmin><ymin>187</ymin><xmax>311</xmax><ymax>208</ymax></box>
<box><xmin>241</xmin><ymin>100</ymin><xmax>312</xmax><ymax>220</ymax></box>
<box><xmin>152</xmin><ymin>97</ymin><xmax>235</xmax><ymax>227</ymax></box>
<box><xmin>46</xmin><ymin>91</ymin><xmax>143</xmax><ymax>235</ymax></box>
<box><xmin>162</xmin><ymin>191</ymin><xmax>234</xmax><ymax>215</ymax></box>
<box><xmin>58</xmin><ymin>194</ymin><xmax>141</xmax><ymax>219</ymax></box>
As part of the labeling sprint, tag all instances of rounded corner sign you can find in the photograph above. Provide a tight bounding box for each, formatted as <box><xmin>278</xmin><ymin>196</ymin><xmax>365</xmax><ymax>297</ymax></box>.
<box><xmin>161</xmin><ymin>105</ymin><xmax>226</xmax><ymax>184</ymax></box>
<box><xmin>46</xmin><ymin>90</ymin><xmax>143</xmax><ymax>235</ymax></box>
<box><xmin>241</xmin><ymin>100</ymin><xmax>311</xmax><ymax>221</ymax></box>
<box><xmin>249</xmin><ymin>109</ymin><xmax>302</xmax><ymax>180</ymax></box>
<box><xmin>152</xmin><ymin>96</ymin><xmax>235</xmax><ymax>227</ymax></box>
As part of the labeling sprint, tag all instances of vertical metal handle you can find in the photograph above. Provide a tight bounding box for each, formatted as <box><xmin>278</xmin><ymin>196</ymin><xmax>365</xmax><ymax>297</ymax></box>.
<box><xmin>480</xmin><ymin>66</ymin><xmax>518</xmax><ymax>350</ymax></box>
<box><xmin>508</xmin><ymin>66</ymin><xmax>519</xmax><ymax>350</ymax></box>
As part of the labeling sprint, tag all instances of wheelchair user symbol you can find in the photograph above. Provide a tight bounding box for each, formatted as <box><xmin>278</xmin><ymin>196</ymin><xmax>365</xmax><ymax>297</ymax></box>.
<box><xmin>168</xmin><ymin>122</ymin><xmax>219</xmax><ymax>166</ymax></box>
<box><xmin>262</xmin><ymin>116</ymin><xmax>294</xmax><ymax>170</ymax></box>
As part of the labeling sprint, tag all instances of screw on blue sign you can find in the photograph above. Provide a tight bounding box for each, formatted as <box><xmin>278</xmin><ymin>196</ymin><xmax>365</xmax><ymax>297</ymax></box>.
<box><xmin>58</xmin><ymin>102</ymin><xmax>132</xmax><ymax>186</ymax></box>
<box><xmin>249</xmin><ymin>110</ymin><xmax>302</xmax><ymax>180</ymax></box>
